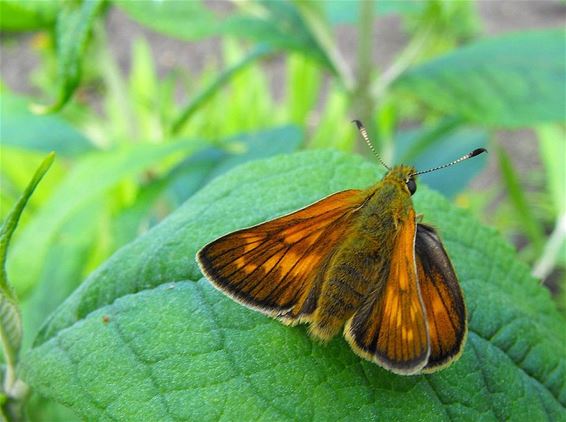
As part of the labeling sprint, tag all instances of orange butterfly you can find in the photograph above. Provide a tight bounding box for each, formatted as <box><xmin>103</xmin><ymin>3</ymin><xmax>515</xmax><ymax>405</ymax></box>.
<box><xmin>197</xmin><ymin>121</ymin><xmax>486</xmax><ymax>375</ymax></box>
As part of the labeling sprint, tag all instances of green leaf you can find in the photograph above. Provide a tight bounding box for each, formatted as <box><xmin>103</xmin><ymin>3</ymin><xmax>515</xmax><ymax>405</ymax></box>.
<box><xmin>1</xmin><ymin>93</ymin><xmax>94</xmax><ymax>156</ymax></box>
<box><xmin>0</xmin><ymin>0</ymin><xmax>59</xmax><ymax>31</ymax></box>
<box><xmin>118</xmin><ymin>126</ymin><xmax>302</xmax><ymax>241</ymax></box>
<box><xmin>170</xmin><ymin>44</ymin><xmax>273</xmax><ymax>135</ymax></box>
<box><xmin>496</xmin><ymin>146</ymin><xmax>545</xmax><ymax>256</ymax></box>
<box><xmin>537</xmin><ymin>125</ymin><xmax>566</xmax><ymax>215</ymax></box>
<box><xmin>113</xmin><ymin>0</ymin><xmax>221</xmax><ymax>39</ymax></box>
<box><xmin>7</xmin><ymin>140</ymin><xmax>199</xmax><ymax>298</ymax></box>
<box><xmin>22</xmin><ymin>151</ymin><xmax>565</xmax><ymax>419</ymax></box>
<box><xmin>115</xmin><ymin>0</ymin><xmax>331</xmax><ymax>69</ymax></box>
<box><xmin>21</xmin><ymin>202</ymin><xmax>104</xmax><ymax>350</ymax></box>
<box><xmin>285</xmin><ymin>54</ymin><xmax>322</xmax><ymax>124</ymax></box>
<box><xmin>324</xmin><ymin>0</ymin><xmax>424</xmax><ymax>24</ymax></box>
<box><xmin>394</xmin><ymin>29</ymin><xmax>566</xmax><ymax>127</ymax></box>
<box><xmin>32</xmin><ymin>0</ymin><xmax>105</xmax><ymax>114</ymax></box>
<box><xmin>207</xmin><ymin>125</ymin><xmax>303</xmax><ymax>181</ymax></box>
<box><xmin>1</xmin><ymin>152</ymin><xmax>54</xmax><ymax>389</ymax></box>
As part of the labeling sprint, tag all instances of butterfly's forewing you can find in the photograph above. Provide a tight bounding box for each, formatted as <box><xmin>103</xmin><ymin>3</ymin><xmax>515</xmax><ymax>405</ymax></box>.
<box><xmin>344</xmin><ymin>208</ymin><xmax>430</xmax><ymax>375</ymax></box>
<box><xmin>415</xmin><ymin>224</ymin><xmax>467</xmax><ymax>372</ymax></box>
<box><xmin>197</xmin><ymin>189</ymin><xmax>366</xmax><ymax>322</ymax></box>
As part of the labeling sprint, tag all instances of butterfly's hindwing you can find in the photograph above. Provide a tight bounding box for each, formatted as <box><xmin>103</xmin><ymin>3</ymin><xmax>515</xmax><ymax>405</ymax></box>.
<box><xmin>415</xmin><ymin>224</ymin><xmax>467</xmax><ymax>372</ymax></box>
<box><xmin>344</xmin><ymin>208</ymin><xmax>430</xmax><ymax>375</ymax></box>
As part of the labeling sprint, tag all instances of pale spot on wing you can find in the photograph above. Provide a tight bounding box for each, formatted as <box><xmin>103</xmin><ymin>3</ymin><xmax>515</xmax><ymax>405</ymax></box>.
<box><xmin>410</xmin><ymin>304</ymin><xmax>417</xmax><ymax>322</ymax></box>
<box><xmin>431</xmin><ymin>294</ymin><xmax>445</xmax><ymax>316</ymax></box>
<box><xmin>245</xmin><ymin>263</ymin><xmax>259</xmax><ymax>272</ymax></box>
<box><xmin>283</xmin><ymin>230</ymin><xmax>309</xmax><ymax>244</ymax></box>
<box><xmin>284</xmin><ymin>250</ymin><xmax>301</xmax><ymax>264</ymax></box>
<box><xmin>234</xmin><ymin>257</ymin><xmax>258</xmax><ymax>274</ymax></box>
<box><xmin>262</xmin><ymin>254</ymin><xmax>284</xmax><ymax>274</ymax></box>
<box><xmin>234</xmin><ymin>257</ymin><xmax>249</xmax><ymax>269</ymax></box>
<box><xmin>242</xmin><ymin>241</ymin><xmax>260</xmax><ymax>253</ymax></box>
<box><xmin>399</xmin><ymin>272</ymin><xmax>408</xmax><ymax>290</ymax></box>
<box><xmin>407</xmin><ymin>329</ymin><xmax>414</xmax><ymax>341</ymax></box>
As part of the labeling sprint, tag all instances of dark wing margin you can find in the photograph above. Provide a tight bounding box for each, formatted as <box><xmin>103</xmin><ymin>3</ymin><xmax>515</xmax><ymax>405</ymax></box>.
<box><xmin>196</xmin><ymin>189</ymin><xmax>365</xmax><ymax>322</ymax></box>
<box><xmin>415</xmin><ymin>223</ymin><xmax>467</xmax><ymax>372</ymax></box>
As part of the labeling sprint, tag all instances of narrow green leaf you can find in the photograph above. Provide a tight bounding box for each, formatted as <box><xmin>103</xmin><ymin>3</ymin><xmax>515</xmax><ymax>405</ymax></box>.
<box><xmin>309</xmin><ymin>87</ymin><xmax>353</xmax><ymax>150</ymax></box>
<box><xmin>7</xmin><ymin>141</ymin><xmax>199</xmax><ymax>297</ymax></box>
<box><xmin>285</xmin><ymin>55</ymin><xmax>322</xmax><ymax>124</ymax></box>
<box><xmin>32</xmin><ymin>0</ymin><xmax>105</xmax><ymax>114</ymax></box>
<box><xmin>129</xmin><ymin>38</ymin><xmax>160</xmax><ymax>141</ymax></box>
<box><xmin>537</xmin><ymin>125</ymin><xmax>566</xmax><ymax>215</ymax></box>
<box><xmin>394</xmin><ymin>29</ymin><xmax>566</xmax><ymax>127</ymax></box>
<box><xmin>22</xmin><ymin>151</ymin><xmax>565</xmax><ymax>420</ymax></box>
<box><xmin>170</xmin><ymin>44</ymin><xmax>273</xmax><ymax>135</ymax></box>
<box><xmin>294</xmin><ymin>0</ymin><xmax>353</xmax><ymax>89</ymax></box>
<box><xmin>1</xmin><ymin>152</ymin><xmax>54</xmax><ymax>388</ymax></box>
<box><xmin>532</xmin><ymin>126</ymin><xmax>566</xmax><ymax>279</ymax></box>
<box><xmin>496</xmin><ymin>146</ymin><xmax>545</xmax><ymax>255</ymax></box>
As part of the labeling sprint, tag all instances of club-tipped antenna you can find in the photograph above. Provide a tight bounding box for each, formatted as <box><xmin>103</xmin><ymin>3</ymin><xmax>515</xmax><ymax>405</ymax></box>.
<box><xmin>352</xmin><ymin>120</ymin><xmax>391</xmax><ymax>170</ymax></box>
<box><xmin>411</xmin><ymin>148</ymin><xmax>487</xmax><ymax>177</ymax></box>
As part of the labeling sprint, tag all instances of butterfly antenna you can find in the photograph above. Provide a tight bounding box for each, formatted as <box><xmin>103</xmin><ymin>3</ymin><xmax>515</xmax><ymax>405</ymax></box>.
<box><xmin>411</xmin><ymin>148</ymin><xmax>487</xmax><ymax>177</ymax></box>
<box><xmin>352</xmin><ymin>120</ymin><xmax>391</xmax><ymax>170</ymax></box>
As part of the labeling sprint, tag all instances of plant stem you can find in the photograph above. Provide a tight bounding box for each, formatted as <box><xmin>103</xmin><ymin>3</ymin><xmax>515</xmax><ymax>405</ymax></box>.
<box><xmin>533</xmin><ymin>213</ymin><xmax>566</xmax><ymax>281</ymax></box>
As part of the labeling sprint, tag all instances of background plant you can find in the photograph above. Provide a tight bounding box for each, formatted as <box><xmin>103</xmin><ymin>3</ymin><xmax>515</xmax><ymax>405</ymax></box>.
<box><xmin>1</xmin><ymin>0</ymin><xmax>564</xmax><ymax>420</ymax></box>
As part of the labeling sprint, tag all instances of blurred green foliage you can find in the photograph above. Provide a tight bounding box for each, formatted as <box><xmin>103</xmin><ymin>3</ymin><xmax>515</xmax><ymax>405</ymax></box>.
<box><xmin>0</xmin><ymin>0</ymin><xmax>564</xmax><ymax>419</ymax></box>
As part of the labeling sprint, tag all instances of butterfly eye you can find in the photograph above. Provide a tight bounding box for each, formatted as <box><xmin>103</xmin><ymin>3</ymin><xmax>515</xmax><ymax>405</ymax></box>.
<box><xmin>406</xmin><ymin>178</ymin><xmax>417</xmax><ymax>195</ymax></box>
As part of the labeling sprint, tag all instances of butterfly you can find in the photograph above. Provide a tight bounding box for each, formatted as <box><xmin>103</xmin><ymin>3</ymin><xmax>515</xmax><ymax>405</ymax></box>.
<box><xmin>197</xmin><ymin>120</ymin><xmax>486</xmax><ymax>375</ymax></box>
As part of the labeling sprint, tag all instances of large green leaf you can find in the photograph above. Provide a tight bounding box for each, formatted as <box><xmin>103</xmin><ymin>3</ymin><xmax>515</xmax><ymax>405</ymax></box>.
<box><xmin>21</xmin><ymin>151</ymin><xmax>565</xmax><ymax>420</ymax></box>
<box><xmin>394</xmin><ymin>29</ymin><xmax>566</xmax><ymax>127</ymax></box>
<box><xmin>20</xmin><ymin>202</ymin><xmax>104</xmax><ymax>350</ymax></box>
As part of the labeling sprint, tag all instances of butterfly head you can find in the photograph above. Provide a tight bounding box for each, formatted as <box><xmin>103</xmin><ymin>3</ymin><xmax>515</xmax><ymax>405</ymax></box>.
<box><xmin>353</xmin><ymin>119</ymin><xmax>487</xmax><ymax>198</ymax></box>
<box><xmin>385</xmin><ymin>165</ymin><xmax>418</xmax><ymax>196</ymax></box>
